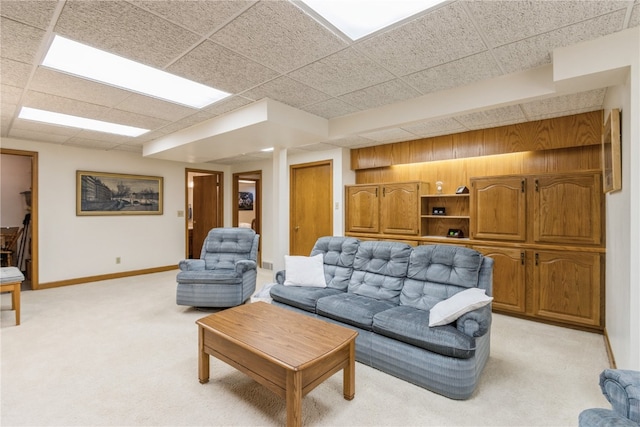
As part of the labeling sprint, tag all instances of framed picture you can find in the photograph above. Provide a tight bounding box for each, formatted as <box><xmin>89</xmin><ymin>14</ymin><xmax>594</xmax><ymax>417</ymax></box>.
<box><xmin>602</xmin><ymin>109</ymin><xmax>622</xmax><ymax>193</ymax></box>
<box><xmin>238</xmin><ymin>192</ymin><xmax>254</xmax><ymax>210</ymax></box>
<box><xmin>77</xmin><ymin>171</ymin><xmax>163</xmax><ymax>216</ymax></box>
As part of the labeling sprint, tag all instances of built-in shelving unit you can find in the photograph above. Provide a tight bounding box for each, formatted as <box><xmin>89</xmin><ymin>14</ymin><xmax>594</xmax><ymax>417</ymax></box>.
<box><xmin>420</xmin><ymin>194</ymin><xmax>470</xmax><ymax>240</ymax></box>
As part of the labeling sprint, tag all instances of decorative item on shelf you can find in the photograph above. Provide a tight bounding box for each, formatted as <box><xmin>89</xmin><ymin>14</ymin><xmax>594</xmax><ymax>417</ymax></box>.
<box><xmin>435</xmin><ymin>181</ymin><xmax>443</xmax><ymax>194</ymax></box>
<box><xmin>455</xmin><ymin>185</ymin><xmax>469</xmax><ymax>194</ymax></box>
<box><xmin>432</xmin><ymin>207</ymin><xmax>446</xmax><ymax>215</ymax></box>
<box><xmin>447</xmin><ymin>229</ymin><xmax>464</xmax><ymax>238</ymax></box>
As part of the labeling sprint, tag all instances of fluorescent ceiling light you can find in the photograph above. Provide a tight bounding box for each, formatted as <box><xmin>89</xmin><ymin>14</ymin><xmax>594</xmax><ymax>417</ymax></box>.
<box><xmin>43</xmin><ymin>35</ymin><xmax>231</xmax><ymax>108</ymax></box>
<box><xmin>299</xmin><ymin>0</ymin><xmax>446</xmax><ymax>40</ymax></box>
<box><xmin>261</xmin><ymin>147</ymin><xmax>274</xmax><ymax>152</ymax></box>
<box><xmin>19</xmin><ymin>107</ymin><xmax>149</xmax><ymax>137</ymax></box>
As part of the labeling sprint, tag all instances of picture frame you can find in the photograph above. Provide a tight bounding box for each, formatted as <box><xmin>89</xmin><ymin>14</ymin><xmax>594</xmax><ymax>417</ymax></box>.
<box><xmin>77</xmin><ymin>171</ymin><xmax>163</xmax><ymax>216</ymax></box>
<box><xmin>602</xmin><ymin>108</ymin><xmax>622</xmax><ymax>193</ymax></box>
<box><xmin>238</xmin><ymin>191</ymin><xmax>254</xmax><ymax>211</ymax></box>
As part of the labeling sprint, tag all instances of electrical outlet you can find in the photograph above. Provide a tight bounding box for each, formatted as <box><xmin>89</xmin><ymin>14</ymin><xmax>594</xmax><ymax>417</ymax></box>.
<box><xmin>116</xmin><ymin>257</ymin><xmax>121</xmax><ymax>264</ymax></box>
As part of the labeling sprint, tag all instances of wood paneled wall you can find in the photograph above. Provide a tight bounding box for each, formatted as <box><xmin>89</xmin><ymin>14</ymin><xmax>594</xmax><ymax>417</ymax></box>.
<box><xmin>352</xmin><ymin>111</ymin><xmax>603</xmax><ymax>192</ymax></box>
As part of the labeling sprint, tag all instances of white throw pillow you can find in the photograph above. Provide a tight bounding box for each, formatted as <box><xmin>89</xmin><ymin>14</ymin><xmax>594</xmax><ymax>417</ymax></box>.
<box><xmin>429</xmin><ymin>288</ymin><xmax>493</xmax><ymax>327</ymax></box>
<box><xmin>284</xmin><ymin>254</ymin><xmax>326</xmax><ymax>288</ymax></box>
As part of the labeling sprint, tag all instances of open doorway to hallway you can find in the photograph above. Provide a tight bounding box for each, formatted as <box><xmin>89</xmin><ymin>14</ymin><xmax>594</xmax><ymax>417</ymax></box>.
<box><xmin>233</xmin><ymin>171</ymin><xmax>262</xmax><ymax>267</ymax></box>
<box><xmin>185</xmin><ymin>169</ymin><xmax>223</xmax><ymax>260</ymax></box>
<box><xmin>0</xmin><ymin>149</ymin><xmax>38</xmax><ymax>290</ymax></box>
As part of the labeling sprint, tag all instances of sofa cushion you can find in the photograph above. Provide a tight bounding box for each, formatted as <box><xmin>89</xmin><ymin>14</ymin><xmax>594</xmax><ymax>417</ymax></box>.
<box><xmin>310</xmin><ymin>236</ymin><xmax>359</xmax><ymax>291</ymax></box>
<box><xmin>348</xmin><ymin>241</ymin><xmax>411</xmax><ymax>303</ymax></box>
<box><xmin>400</xmin><ymin>245</ymin><xmax>485</xmax><ymax>311</ymax></box>
<box><xmin>284</xmin><ymin>254</ymin><xmax>326</xmax><ymax>287</ymax></box>
<box><xmin>269</xmin><ymin>284</ymin><xmax>343</xmax><ymax>313</ymax></box>
<box><xmin>429</xmin><ymin>288</ymin><xmax>493</xmax><ymax>327</ymax></box>
<box><xmin>176</xmin><ymin>269</ymin><xmax>241</xmax><ymax>285</ymax></box>
<box><xmin>317</xmin><ymin>293</ymin><xmax>397</xmax><ymax>330</ymax></box>
<box><xmin>372</xmin><ymin>305</ymin><xmax>476</xmax><ymax>359</ymax></box>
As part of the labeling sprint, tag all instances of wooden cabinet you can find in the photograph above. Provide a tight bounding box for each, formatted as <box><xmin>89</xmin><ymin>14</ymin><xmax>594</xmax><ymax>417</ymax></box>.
<box><xmin>345</xmin><ymin>182</ymin><xmax>428</xmax><ymax>236</ymax></box>
<box><xmin>533</xmin><ymin>250</ymin><xmax>602</xmax><ymax>327</ymax></box>
<box><xmin>471</xmin><ymin>172</ymin><xmax>602</xmax><ymax>246</ymax></box>
<box><xmin>471</xmin><ymin>171</ymin><xmax>604</xmax><ymax>330</ymax></box>
<box><xmin>470</xmin><ymin>176</ymin><xmax>526</xmax><ymax>241</ymax></box>
<box><xmin>420</xmin><ymin>194</ymin><xmax>470</xmax><ymax>239</ymax></box>
<box><xmin>473</xmin><ymin>245</ymin><xmax>526</xmax><ymax>314</ymax></box>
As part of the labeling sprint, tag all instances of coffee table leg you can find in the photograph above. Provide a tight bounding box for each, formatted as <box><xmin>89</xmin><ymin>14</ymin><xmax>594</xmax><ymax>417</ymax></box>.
<box><xmin>286</xmin><ymin>370</ymin><xmax>302</xmax><ymax>427</ymax></box>
<box><xmin>198</xmin><ymin>326</ymin><xmax>209</xmax><ymax>384</ymax></box>
<box><xmin>343</xmin><ymin>340</ymin><xmax>355</xmax><ymax>400</ymax></box>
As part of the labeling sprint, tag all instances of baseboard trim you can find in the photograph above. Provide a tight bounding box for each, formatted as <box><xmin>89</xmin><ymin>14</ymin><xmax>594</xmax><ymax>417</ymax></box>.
<box><xmin>603</xmin><ymin>327</ymin><xmax>617</xmax><ymax>368</ymax></box>
<box><xmin>36</xmin><ymin>265</ymin><xmax>177</xmax><ymax>290</ymax></box>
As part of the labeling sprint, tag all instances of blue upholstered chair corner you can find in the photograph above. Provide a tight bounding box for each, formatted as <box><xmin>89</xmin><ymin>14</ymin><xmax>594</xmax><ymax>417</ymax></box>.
<box><xmin>176</xmin><ymin>227</ymin><xmax>259</xmax><ymax>308</ymax></box>
<box><xmin>579</xmin><ymin>369</ymin><xmax>640</xmax><ymax>427</ymax></box>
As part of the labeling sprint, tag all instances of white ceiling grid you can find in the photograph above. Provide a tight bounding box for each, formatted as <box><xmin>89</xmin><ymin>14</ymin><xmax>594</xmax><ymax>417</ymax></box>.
<box><xmin>0</xmin><ymin>0</ymin><xmax>638</xmax><ymax>164</ymax></box>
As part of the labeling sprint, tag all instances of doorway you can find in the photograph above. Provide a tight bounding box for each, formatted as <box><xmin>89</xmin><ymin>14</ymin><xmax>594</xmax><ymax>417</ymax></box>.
<box><xmin>289</xmin><ymin>160</ymin><xmax>332</xmax><ymax>256</ymax></box>
<box><xmin>233</xmin><ymin>171</ymin><xmax>262</xmax><ymax>267</ymax></box>
<box><xmin>185</xmin><ymin>169</ymin><xmax>223</xmax><ymax>259</ymax></box>
<box><xmin>0</xmin><ymin>148</ymin><xmax>38</xmax><ymax>290</ymax></box>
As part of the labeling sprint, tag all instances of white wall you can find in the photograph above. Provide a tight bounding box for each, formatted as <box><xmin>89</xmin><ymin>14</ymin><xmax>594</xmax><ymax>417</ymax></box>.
<box><xmin>0</xmin><ymin>138</ymin><xmax>229</xmax><ymax>283</ymax></box>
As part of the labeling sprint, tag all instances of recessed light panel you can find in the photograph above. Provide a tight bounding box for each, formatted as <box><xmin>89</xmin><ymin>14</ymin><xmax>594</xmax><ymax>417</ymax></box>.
<box><xmin>42</xmin><ymin>35</ymin><xmax>231</xmax><ymax>108</ymax></box>
<box><xmin>19</xmin><ymin>107</ymin><xmax>149</xmax><ymax>137</ymax></box>
<box><xmin>298</xmin><ymin>0</ymin><xmax>446</xmax><ymax>40</ymax></box>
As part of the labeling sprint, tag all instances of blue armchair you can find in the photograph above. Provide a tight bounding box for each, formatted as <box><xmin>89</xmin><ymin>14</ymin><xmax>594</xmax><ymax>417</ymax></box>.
<box><xmin>579</xmin><ymin>369</ymin><xmax>640</xmax><ymax>426</ymax></box>
<box><xmin>176</xmin><ymin>227</ymin><xmax>259</xmax><ymax>308</ymax></box>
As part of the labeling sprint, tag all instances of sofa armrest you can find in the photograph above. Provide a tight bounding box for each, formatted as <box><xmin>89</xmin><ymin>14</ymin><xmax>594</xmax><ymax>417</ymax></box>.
<box><xmin>235</xmin><ymin>260</ymin><xmax>257</xmax><ymax>274</ymax></box>
<box><xmin>275</xmin><ymin>270</ymin><xmax>286</xmax><ymax>284</ymax></box>
<box><xmin>456</xmin><ymin>304</ymin><xmax>492</xmax><ymax>337</ymax></box>
<box><xmin>179</xmin><ymin>259</ymin><xmax>205</xmax><ymax>271</ymax></box>
<box><xmin>600</xmin><ymin>369</ymin><xmax>640</xmax><ymax>423</ymax></box>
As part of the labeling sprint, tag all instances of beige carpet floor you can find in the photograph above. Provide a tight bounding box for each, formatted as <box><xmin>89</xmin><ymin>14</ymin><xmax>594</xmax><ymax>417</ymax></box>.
<box><xmin>1</xmin><ymin>269</ymin><xmax>611</xmax><ymax>426</ymax></box>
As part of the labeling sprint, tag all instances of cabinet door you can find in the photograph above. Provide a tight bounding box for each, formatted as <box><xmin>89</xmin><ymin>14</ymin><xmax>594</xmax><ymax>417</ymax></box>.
<box><xmin>380</xmin><ymin>182</ymin><xmax>419</xmax><ymax>235</ymax></box>
<box><xmin>345</xmin><ymin>185</ymin><xmax>379</xmax><ymax>233</ymax></box>
<box><xmin>474</xmin><ymin>246</ymin><xmax>526</xmax><ymax>314</ymax></box>
<box><xmin>533</xmin><ymin>173</ymin><xmax>602</xmax><ymax>245</ymax></box>
<box><xmin>471</xmin><ymin>176</ymin><xmax>526</xmax><ymax>241</ymax></box>
<box><xmin>533</xmin><ymin>251</ymin><xmax>601</xmax><ymax>327</ymax></box>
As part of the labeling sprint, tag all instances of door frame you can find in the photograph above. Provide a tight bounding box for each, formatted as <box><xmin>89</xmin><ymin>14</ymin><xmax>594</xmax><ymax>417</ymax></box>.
<box><xmin>289</xmin><ymin>160</ymin><xmax>333</xmax><ymax>256</ymax></box>
<box><xmin>184</xmin><ymin>168</ymin><xmax>224</xmax><ymax>259</ymax></box>
<box><xmin>233</xmin><ymin>171</ymin><xmax>262</xmax><ymax>267</ymax></box>
<box><xmin>0</xmin><ymin>148</ymin><xmax>38</xmax><ymax>289</ymax></box>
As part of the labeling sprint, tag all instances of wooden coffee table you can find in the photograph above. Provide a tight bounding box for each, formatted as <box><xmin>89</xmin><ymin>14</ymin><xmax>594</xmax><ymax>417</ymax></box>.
<box><xmin>196</xmin><ymin>302</ymin><xmax>358</xmax><ymax>427</ymax></box>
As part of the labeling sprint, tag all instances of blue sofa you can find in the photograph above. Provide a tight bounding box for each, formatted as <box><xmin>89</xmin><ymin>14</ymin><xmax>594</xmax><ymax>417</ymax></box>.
<box><xmin>269</xmin><ymin>236</ymin><xmax>494</xmax><ymax>400</ymax></box>
<box><xmin>579</xmin><ymin>369</ymin><xmax>640</xmax><ymax>426</ymax></box>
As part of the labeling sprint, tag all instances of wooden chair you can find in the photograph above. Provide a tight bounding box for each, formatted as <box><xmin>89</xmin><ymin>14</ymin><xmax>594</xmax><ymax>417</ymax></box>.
<box><xmin>0</xmin><ymin>227</ymin><xmax>22</xmax><ymax>267</ymax></box>
<box><xmin>0</xmin><ymin>266</ymin><xmax>24</xmax><ymax>325</ymax></box>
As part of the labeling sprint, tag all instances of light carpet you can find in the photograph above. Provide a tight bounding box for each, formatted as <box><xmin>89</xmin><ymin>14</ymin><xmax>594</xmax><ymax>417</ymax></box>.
<box><xmin>1</xmin><ymin>269</ymin><xmax>610</xmax><ymax>426</ymax></box>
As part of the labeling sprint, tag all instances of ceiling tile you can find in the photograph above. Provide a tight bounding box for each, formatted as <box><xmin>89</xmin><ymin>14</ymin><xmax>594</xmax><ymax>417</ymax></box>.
<box><xmin>22</xmin><ymin>90</ymin><xmax>113</xmax><ymax>118</ymax></box>
<box><xmin>98</xmin><ymin>108</ymin><xmax>169</xmax><ymax>131</ymax></box>
<box><xmin>129</xmin><ymin>0</ymin><xmax>254</xmax><ymax>36</ymax></box>
<box><xmin>521</xmin><ymin>89</ymin><xmax>606</xmax><ymax>119</ymax></box>
<box><xmin>0</xmin><ymin>17</ymin><xmax>46</xmax><ymax>64</ymax></box>
<box><xmin>210</xmin><ymin>1</ymin><xmax>347</xmax><ymax>73</ymax></box>
<box><xmin>115</xmin><ymin>94</ymin><xmax>196</xmax><ymax>122</ymax></box>
<box><xmin>288</xmin><ymin>48</ymin><xmax>395</xmax><ymax>96</ymax></box>
<box><xmin>324</xmin><ymin>135</ymin><xmax>376</xmax><ymax>148</ymax></box>
<box><xmin>359</xmin><ymin>127</ymin><xmax>416</xmax><ymax>143</ymax></box>
<box><xmin>54</xmin><ymin>1</ymin><xmax>201</xmax><ymax>69</ymax></box>
<box><xmin>630</xmin><ymin>2</ymin><xmax>640</xmax><ymax>27</ymax></box>
<box><xmin>467</xmin><ymin>0</ymin><xmax>628</xmax><ymax>47</ymax></box>
<box><xmin>493</xmin><ymin>10</ymin><xmax>627</xmax><ymax>74</ymax></box>
<box><xmin>356</xmin><ymin>2</ymin><xmax>486</xmax><ymax>76</ymax></box>
<box><xmin>338</xmin><ymin>79</ymin><xmax>421</xmax><ymax>111</ymax></box>
<box><xmin>1</xmin><ymin>84</ymin><xmax>23</xmax><ymax>106</ymax></box>
<box><xmin>0</xmin><ymin>58</ymin><xmax>32</xmax><ymax>87</ymax></box>
<box><xmin>64</xmin><ymin>137</ymin><xmax>122</xmax><ymax>150</ymax></box>
<box><xmin>402</xmin><ymin>118</ymin><xmax>468</xmax><ymax>138</ymax></box>
<box><xmin>0</xmin><ymin>0</ymin><xmax>58</xmax><ymax>30</ymax></box>
<box><xmin>242</xmin><ymin>76</ymin><xmax>330</xmax><ymax>109</ymax></box>
<box><xmin>300</xmin><ymin>98</ymin><xmax>360</xmax><ymax>119</ymax></box>
<box><xmin>29</xmin><ymin>68</ymin><xmax>132</xmax><ymax>108</ymax></box>
<box><xmin>9</xmin><ymin>123</ymin><xmax>76</xmax><ymax>143</ymax></box>
<box><xmin>455</xmin><ymin>105</ymin><xmax>527</xmax><ymax>129</ymax></box>
<box><xmin>167</xmin><ymin>40</ymin><xmax>278</xmax><ymax>93</ymax></box>
<box><xmin>404</xmin><ymin>51</ymin><xmax>502</xmax><ymax>95</ymax></box>
<box><xmin>112</xmin><ymin>144</ymin><xmax>143</xmax><ymax>153</ymax></box>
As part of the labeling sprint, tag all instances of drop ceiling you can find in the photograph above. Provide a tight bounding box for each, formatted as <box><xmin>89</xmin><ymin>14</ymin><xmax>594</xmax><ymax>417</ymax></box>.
<box><xmin>1</xmin><ymin>0</ymin><xmax>638</xmax><ymax>164</ymax></box>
